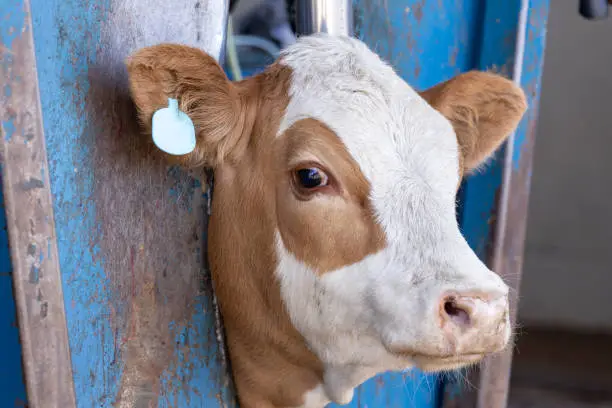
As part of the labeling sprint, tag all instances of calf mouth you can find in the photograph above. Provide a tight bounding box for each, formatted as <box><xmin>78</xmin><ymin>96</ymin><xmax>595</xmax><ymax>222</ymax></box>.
<box><xmin>412</xmin><ymin>353</ymin><xmax>485</xmax><ymax>372</ymax></box>
<box><xmin>385</xmin><ymin>344</ymin><xmax>488</xmax><ymax>372</ymax></box>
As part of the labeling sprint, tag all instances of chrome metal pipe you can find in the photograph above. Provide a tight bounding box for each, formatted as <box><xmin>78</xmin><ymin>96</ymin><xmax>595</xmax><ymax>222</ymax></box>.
<box><xmin>295</xmin><ymin>0</ymin><xmax>354</xmax><ymax>36</ymax></box>
<box><xmin>197</xmin><ymin>0</ymin><xmax>231</xmax><ymax>62</ymax></box>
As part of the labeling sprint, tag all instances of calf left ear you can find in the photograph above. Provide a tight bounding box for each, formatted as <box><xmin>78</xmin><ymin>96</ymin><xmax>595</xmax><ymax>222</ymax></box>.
<box><xmin>126</xmin><ymin>44</ymin><xmax>249</xmax><ymax>168</ymax></box>
<box><xmin>420</xmin><ymin>71</ymin><xmax>527</xmax><ymax>174</ymax></box>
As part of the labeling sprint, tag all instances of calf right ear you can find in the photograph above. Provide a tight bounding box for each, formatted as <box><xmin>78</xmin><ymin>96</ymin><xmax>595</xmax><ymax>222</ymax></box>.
<box><xmin>126</xmin><ymin>44</ymin><xmax>249</xmax><ymax>168</ymax></box>
<box><xmin>420</xmin><ymin>71</ymin><xmax>527</xmax><ymax>176</ymax></box>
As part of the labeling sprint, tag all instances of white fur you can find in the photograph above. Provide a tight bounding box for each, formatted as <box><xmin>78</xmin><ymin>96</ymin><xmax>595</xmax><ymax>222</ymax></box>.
<box><xmin>275</xmin><ymin>35</ymin><xmax>510</xmax><ymax>405</ymax></box>
<box><xmin>299</xmin><ymin>385</ymin><xmax>329</xmax><ymax>408</ymax></box>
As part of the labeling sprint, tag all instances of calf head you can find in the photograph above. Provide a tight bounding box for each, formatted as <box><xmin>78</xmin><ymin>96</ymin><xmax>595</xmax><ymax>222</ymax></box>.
<box><xmin>127</xmin><ymin>34</ymin><xmax>526</xmax><ymax>407</ymax></box>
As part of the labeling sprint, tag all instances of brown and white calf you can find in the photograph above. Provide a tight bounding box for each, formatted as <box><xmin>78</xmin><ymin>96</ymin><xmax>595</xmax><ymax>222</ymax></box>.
<box><xmin>127</xmin><ymin>34</ymin><xmax>526</xmax><ymax>408</ymax></box>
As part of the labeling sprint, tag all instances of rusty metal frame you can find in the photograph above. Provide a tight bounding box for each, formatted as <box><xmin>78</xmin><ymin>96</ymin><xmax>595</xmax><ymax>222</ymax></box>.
<box><xmin>0</xmin><ymin>1</ymin><xmax>77</xmax><ymax>406</ymax></box>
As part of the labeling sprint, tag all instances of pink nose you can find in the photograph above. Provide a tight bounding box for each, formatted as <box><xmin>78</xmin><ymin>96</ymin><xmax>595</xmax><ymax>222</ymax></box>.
<box><xmin>439</xmin><ymin>292</ymin><xmax>510</xmax><ymax>353</ymax></box>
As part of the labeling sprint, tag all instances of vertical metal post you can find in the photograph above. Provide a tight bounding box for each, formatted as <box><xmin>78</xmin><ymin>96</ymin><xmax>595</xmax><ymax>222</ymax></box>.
<box><xmin>1</xmin><ymin>1</ymin><xmax>76</xmax><ymax>406</ymax></box>
<box><xmin>295</xmin><ymin>0</ymin><xmax>354</xmax><ymax>36</ymax></box>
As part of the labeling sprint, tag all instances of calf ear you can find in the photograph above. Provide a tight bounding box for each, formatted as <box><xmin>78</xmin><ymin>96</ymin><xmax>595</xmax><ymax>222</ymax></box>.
<box><xmin>420</xmin><ymin>71</ymin><xmax>527</xmax><ymax>175</ymax></box>
<box><xmin>126</xmin><ymin>44</ymin><xmax>248</xmax><ymax>168</ymax></box>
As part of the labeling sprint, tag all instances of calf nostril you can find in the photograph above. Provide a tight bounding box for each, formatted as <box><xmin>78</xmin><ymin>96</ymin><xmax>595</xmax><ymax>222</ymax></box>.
<box><xmin>443</xmin><ymin>299</ymin><xmax>471</xmax><ymax>327</ymax></box>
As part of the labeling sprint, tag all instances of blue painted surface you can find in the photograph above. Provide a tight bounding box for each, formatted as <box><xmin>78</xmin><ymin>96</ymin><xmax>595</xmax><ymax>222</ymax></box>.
<box><xmin>459</xmin><ymin>0</ymin><xmax>522</xmax><ymax>259</ymax></box>
<box><xmin>355</xmin><ymin>0</ymin><xmax>484</xmax><ymax>89</ymax></box>
<box><xmin>1</xmin><ymin>2</ymin><xmax>32</xmax><ymax>406</ymax></box>
<box><xmin>30</xmin><ymin>1</ymin><xmax>123</xmax><ymax>405</ymax></box>
<box><xmin>30</xmin><ymin>1</ymin><xmax>235</xmax><ymax>407</ymax></box>
<box><xmin>459</xmin><ymin>0</ymin><xmax>549</xmax><ymax>293</ymax></box>
<box><xmin>0</xmin><ymin>1</ymin><xmax>26</xmax><ymax>145</ymax></box>
<box><xmin>0</xmin><ymin>180</ymin><xmax>28</xmax><ymax>407</ymax></box>
<box><xmin>512</xmin><ymin>0</ymin><xmax>549</xmax><ymax>173</ymax></box>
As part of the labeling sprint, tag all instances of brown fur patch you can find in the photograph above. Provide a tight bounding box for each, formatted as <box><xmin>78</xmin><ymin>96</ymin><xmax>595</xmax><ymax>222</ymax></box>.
<box><xmin>275</xmin><ymin>118</ymin><xmax>386</xmax><ymax>273</ymax></box>
<box><xmin>205</xmin><ymin>66</ymin><xmax>326</xmax><ymax>407</ymax></box>
<box><xmin>420</xmin><ymin>71</ymin><xmax>528</xmax><ymax>176</ymax></box>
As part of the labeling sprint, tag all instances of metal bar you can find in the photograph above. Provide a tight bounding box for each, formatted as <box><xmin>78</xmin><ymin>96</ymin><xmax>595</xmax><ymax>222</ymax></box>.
<box><xmin>0</xmin><ymin>194</ymin><xmax>27</xmax><ymax>405</ymax></box>
<box><xmin>0</xmin><ymin>1</ymin><xmax>77</xmax><ymax>407</ymax></box>
<box><xmin>295</xmin><ymin>0</ymin><xmax>354</xmax><ymax>36</ymax></box>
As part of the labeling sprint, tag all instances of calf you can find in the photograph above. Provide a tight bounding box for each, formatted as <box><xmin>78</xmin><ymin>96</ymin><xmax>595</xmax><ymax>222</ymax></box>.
<box><xmin>127</xmin><ymin>34</ymin><xmax>526</xmax><ymax>408</ymax></box>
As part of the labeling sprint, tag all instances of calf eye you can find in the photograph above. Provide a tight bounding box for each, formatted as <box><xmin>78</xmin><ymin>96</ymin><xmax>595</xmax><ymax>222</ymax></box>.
<box><xmin>295</xmin><ymin>168</ymin><xmax>329</xmax><ymax>189</ymax></box>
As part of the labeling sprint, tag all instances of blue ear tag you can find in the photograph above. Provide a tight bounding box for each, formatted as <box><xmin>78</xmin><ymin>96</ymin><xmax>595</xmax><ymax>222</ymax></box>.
<box><xmin>151</xmin><ymin>98</ymin><xmax>196</xmax><ymax>155</ymax></box>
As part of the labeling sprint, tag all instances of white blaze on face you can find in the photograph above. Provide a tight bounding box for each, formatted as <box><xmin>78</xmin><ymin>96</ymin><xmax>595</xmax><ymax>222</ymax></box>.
<box><xmin>274</xmin><ymin>34</ymin><xmax>511</xmax><ymax>404</ymax></box>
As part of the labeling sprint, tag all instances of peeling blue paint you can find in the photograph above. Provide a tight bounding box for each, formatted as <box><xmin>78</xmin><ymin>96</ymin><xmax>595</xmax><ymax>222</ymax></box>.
<box><xmin>30</xmin><ymin>1</ymin><xmax>237</xmax><ymax>406</ymax></box>
<box><xmin>29</xmin><ymin>265</ymin><xmax>40</xmax><ymax>284</ymax></box>
<box><xmin>30</xmin><ymin>0</ymin><xmax>123</xmax><ymax>406</ymax></box>
<box><xmin>0</xmin><ymin>10</ymin><xmax>30</xmax><ymax>402</ymax></box>
<box><xmin>459</xmin><ymin>0</ymin><xmax>522</xmax><ymax>261</ymax></box>
<box><xmin>460</xmin><ymin>0</ymin><xmax>549</xmax><ymax>262</ymax></box>
<box><xmin>0</xmin><ymin>2</ymin><xmax>27</xmax><ymax>49</ymax></box>
<box><xmin>2</xmin><ymin>118</ymin><xmax>16</xmax><ymax>142</ymax></box>
<box><xmin>0</xmin><ymin>173</ymin><xmax>28</xmax><ymax>406</ymax></box>
<box><xmin>167</xmin><ymin>166</ymin><xmax>202</xmax><ymax>213</ymax></box>
<box><xmin>159</xmin><ymin>294</ymin><xmax>235</xmax><ymax>407</ymax></box>
<box><xmin>512</xmin><ymin>1</ymin><xmax>549</xmax><ymax>171</ymax></box>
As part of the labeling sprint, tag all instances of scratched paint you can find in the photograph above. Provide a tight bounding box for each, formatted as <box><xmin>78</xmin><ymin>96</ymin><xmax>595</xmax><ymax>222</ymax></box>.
<box><xmin>354</xmin><ymin>0</ymin><xmax>482</xmax><ymax>89</ymax></box>
<box><xmin>512</xmin><ymin>0</ymin><xmax>549</xmax><ymax>172</ymax></box>
<box><xmin>1</xmin><ymin>2</ymin><xmax>38</xmax><ymax>406</ymax></box>
<box><xmin>30</xmin><ymin>0</ymin><xmax>236</xmax><ymax>407</ymax></box>
<box><xmin>0</xmin><ymin>1</ymin><xmax>26</xmax><ymax>54</ymax></box>
<box><xmin>0</xmin><ymin>176</ymin><xmax>28</xmax><ymax>407</ymax></box>
<box><xmin>0</xmin><ymin>2</ymin><xmax>20</xmax><ymax>145</ymax></box>
<box><xmin>458</xmin><ymin>1</ymin><xmax>522</xmax><ymax>259</ymax></box>
<box><xmin>91</xmin><ymin>0</ymin><xmax>235</xmax><ymax>405</ymax></box>
<box><xmin>30</xmin><ymin>2</ymin><xmax>123</xmax><ymax>405</ymax></box>
<box><xmin>457</xmin><ymin>0</ymin><xmax>549</xmax><ymax>284</ymax></box>
<box><xmin>2</xmin><ymin>1</ymin><xmax>76</xmax><ymax>405</ymax></box>
<box><xmin>158</xmin><ymin>292</ymin><xmax>235</xmax><ymax>407</ymax></box>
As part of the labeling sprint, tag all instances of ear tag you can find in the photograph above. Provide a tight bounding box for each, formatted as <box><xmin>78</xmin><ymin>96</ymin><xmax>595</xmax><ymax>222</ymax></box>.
<box><xmin>151</xmin><ymin>98</ymin><xmax>196</xmax><ymax>155</ymax></box>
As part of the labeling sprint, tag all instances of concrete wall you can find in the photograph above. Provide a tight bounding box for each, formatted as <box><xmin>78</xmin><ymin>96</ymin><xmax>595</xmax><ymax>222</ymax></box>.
<box><xmin>518</xmin><ymin>1</ymin><xmax>612</xmax><ymax>332</ymax></box>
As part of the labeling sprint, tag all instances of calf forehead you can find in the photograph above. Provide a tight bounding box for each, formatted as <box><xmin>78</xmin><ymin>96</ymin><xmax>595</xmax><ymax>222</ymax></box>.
<box><xmin>279</xmin><ymin>36</ymin><xmax>461</xmax><ymax>228</ymax></box>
